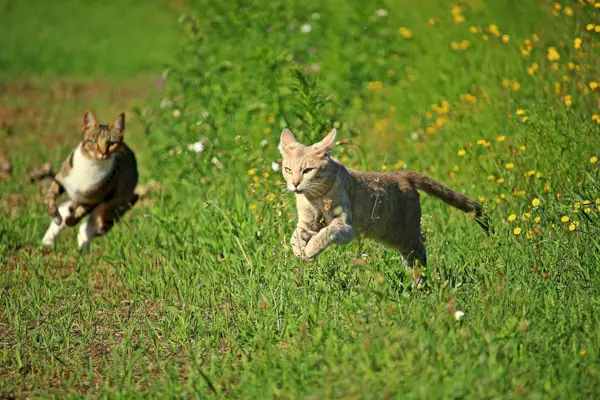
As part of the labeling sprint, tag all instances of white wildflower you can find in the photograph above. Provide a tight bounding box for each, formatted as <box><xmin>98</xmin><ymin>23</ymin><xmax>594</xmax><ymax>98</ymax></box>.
<box><xmin>300</xmin><ymin>24</ymin><xmax>312</xmax><ymax>33</ymax></box>
<box><xmin>172</xmin><ymin>109</ymin><xmax>181</xmax><ymax>117</ymax></box>
<box><xmin>260</xmin><ymin>139</ymin><xmax>268</xmax><ymax>147</ymax></box>
<box><xmin>375</xmin><ymin>9</ymin><xmax>388</xmax><ymax>17</ymax></box>
<box><xmin>187</xmin><ymin>141</ymin><xmax>204</xmax><ymax>153</ymax></box>
<box><xmin>160</xmin><ymin>97</ymin><xmax>171</xmax><ymax>109</ymax></box>
<box><xmin>271</xmin><ymin>161</ymin><xmax>280</xmax><ymax>172</ymax></box>
<box><xmin>410</xmin><ymin>131</ymin><xmax>419</xmax><ymax>141</ymax></box>
<box><xmin>454</xmin><ymin>310</ymin><xmax>465</xmax><ymax>321</ymax></box>
<box><xmin>201</xmin><ymin>110</ymin><xmax>209</xmax><ymax>119</ymax></box>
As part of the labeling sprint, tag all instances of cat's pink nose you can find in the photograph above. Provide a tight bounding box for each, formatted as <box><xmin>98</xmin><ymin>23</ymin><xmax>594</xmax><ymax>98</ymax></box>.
<box><xmin>292</xmin><ymin>181</ymin><xmax>300</xmax><ymax>188</ymax></box>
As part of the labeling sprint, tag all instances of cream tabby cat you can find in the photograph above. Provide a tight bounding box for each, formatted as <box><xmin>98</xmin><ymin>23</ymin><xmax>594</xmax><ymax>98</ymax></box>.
<box><xmin>279</xmin><ymin>128</ymin><xmax>487</xmax><ymax>284</ymax></box>
<box><xmin>41</xmin><ymin>111</ymin><xmax>138</xmax><ymax>251</ymax></box>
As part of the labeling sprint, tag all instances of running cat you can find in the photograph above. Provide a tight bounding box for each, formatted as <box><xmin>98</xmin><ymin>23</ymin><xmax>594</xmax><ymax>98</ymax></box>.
<box><xmin>279</xmin><ymin>128</ymin><xmax>487</xmax><ymax>284</ymax></box>
<box><xmin>41</xmin><ymin>111</ymin><xmax>138</xmax><ymax>251</ymax></box>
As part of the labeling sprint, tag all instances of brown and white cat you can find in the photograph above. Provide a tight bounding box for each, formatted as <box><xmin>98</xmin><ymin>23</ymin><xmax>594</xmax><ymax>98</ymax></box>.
<box><xmin>41</xmin><ymin>111</ymin><xmax>138</xmax><ymax>251</ymax></box>
<box><xmin>279</xmin><ymin>128</ymin><xmax>487</xmax><ymax>284</ymax></box>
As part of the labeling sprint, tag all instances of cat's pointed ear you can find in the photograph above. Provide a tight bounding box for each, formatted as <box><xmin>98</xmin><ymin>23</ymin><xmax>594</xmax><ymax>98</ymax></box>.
<box><xmin>111</xmin><ymin>113</ymin><xmax>125</xmax><ymax>133</ymax></box>
<box><xmin>312</xmin><ymin>128</ymin><xmax>337</xmax><ymax>155</ymax></box>
<box><xmin>82</xmin><ymin>111</ymin><xmax>98</xmax><ymax>132</ymax></box>
<box><xmin>279</xmin><ymin>129</ymin><xmax>296</xmax><ymax>155</ymax></box>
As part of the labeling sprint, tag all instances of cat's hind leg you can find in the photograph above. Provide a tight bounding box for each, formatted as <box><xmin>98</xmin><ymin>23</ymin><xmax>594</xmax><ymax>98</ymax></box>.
<box><xmin>41</xmin><ymin>200</ymin><xmax>73</xmax><ymax>246</ymax></box>
<box><xmin>78</xmin><ymin>197</ymin><xmax>136</xmax><ymax>251</ymax></box>
<box><xmin>396</xmin><ymin>237</ymin><xmax>427</xmax><ymax>287</ymax></box>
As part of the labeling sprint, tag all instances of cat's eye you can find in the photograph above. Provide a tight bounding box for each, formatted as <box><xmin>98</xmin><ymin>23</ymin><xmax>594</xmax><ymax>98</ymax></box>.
<box><xmin>91</xmin><ymin>139</ymin><xmax>97</xmax><ymax>144</ymax></box>
<box><xmin>302</xmin><ymin>168</ymin><xmax>314</xmax><ymax>174</ymax></box>
<box><xmin>284</xmin><ymin>167</ymin><xmax>292</xmax><ymax>174</ymax></box>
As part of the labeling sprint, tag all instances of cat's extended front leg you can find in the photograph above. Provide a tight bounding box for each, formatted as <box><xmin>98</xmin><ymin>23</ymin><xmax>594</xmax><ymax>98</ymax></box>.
<box><xmin>45</xmin><ymin>180</ymin><xmax>65</xmax><ymax>225</ymax></box>
<box><xmin>291</xmin><ymin>226</ymin><xmax>317</xmax><ymax>258</ymax></box>
<box><xmin>303</xmin><ymin>215</ymin><xmax>356</xmax><ymax>261</ymax></box>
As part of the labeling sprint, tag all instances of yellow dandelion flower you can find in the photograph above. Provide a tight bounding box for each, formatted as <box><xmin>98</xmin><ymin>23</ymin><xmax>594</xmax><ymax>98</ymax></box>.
<box><xmin>508</xmin><ymin>214</ymin><xmax>517</xmax><ymax>222</ymax></box>
<box><xmin>544</xmin><ymin>183</ymin><xmax>551</xmax><ymax>192</ymax></box>
<box><xmin>500</xmin><ymin>193</ymin><xmax>506</xmax><ymax>199</ymax></box>
<box><xmin>567</xmin><ymin>62</ymin><xmax>575</xmax><ymax>70</ymax></box>
<box><xmin>502</xmin><ymin>34</ymin><xmax>510</xmax><ymax>43</ymax></box>
<box><xmin>593</xmin><ymin>115</ymin><xmax>600</xmax><ymax>122</ymax></box>
<box><xmin>561</xmin><ymin>216</ymin><xmax>569</xmax><ymax>223</ymax></box>
<box><xmin>574</xmin><ymin>38</ymin><xmax>582</xmax><ymax>49</ymax></box>
<box><xmin>596</xmin><ymin>26</ymin><xmax>600</xmax><ymax>33</ymax></box>
<box><xmin>367</xmin><ymin>81</ymin><xmax>384</xmax><ymax>90</ymax></box>
<box><xmin>496</xmin><ymin>135</ymin><xmax>506</xmax><ymax>142</ymax></box>
<box><xmin>574</xmin><ymin>202</ymin><xmax>581</xmax><ymax>209</ymax></box>
<box><xmin>428</xmin><ymin>18</ymin><xmax>436</xmax><ymax>25</ymax></box>
<box><xmin>547</xmin><ymin>47</ymin><xmax>560</xmax><ymax>61</ymax></box>
<box><xmin>513</xmin><ymin>227</ymin><xmax>522</xmax><ymax>235</ymax></box>
<box><xmin>568</xmin><ymin>223</ymin><xmax>576</xmax><ymax>231</ymax></box>
<box><xmin>393</xmin><ymin>160</ymin><xmax>406</xmax><ymax>169</ymax></box>
<box><xmin>468</xmin><ymin>26</ymin><xmax>478</xmax><ymax>33</ymax></box>
<box><xmin>399</xmin><ymin>27</ymin><xmax>413</xmax><ymax>38</ymax></box>
<box><xmin>488</xmin><ymin>24</ymin><xmax>500</xmax><ymax>37</ymax></box>
<box><xmin>564</xmin><ymin>6</ymin><xmax>573</xmax><ymax>15</ymax></box>
<box><xmin>532</xmin><ymin>198</ymin><xmax>540</xmax><ymax>207</ymax></box>
<box><xmin>381</xmin><ymin>165</ymin><xmax>388</xmax><ymax>171</ymax></box>
<box><xmin>583</xmin><ymin>200</ymin><xmax>591</xmax><ymax>205</ymax></box>
<box><xmin>591</xmin><ymin>156</ymin><xmax>598</xmax><ymax>164</ymax></box>
<box><xmin>247</xmin><ymin>168</ymin><xmax>256</xmax><ymax>176</ymax></box>
<box><xmin>536</xmin><ymin>172</ymin><xmax>542</xmax><ymax>178</ymax></box>
<box><xmin>458</xmin><ymin>149</ymin><xmax>466</xmax><ymax>156</ymax></box>
<box><xmin>505</xmin><ymin>162</ymin><xmax>515</xmax><ymax>169</ymax></box>
<box><xmin>496</xmin><ymin>178</ymin><xmax>505</xmax><ymax>184</ymax></box>
<box><xmin>586</xmin><ymin>24</ymin><xmax>595</xmax><ymax>31</ymax></box>
<box><xmin>590</xmin><ymin>82</ymin><xmax>599</xmax><ymax>90</ymax></box>
<box><xmin>534</xmin><ymin>216</ymin><xmax>541</xmax><ymax>223</ymax></box>
<box><xmin>516</xmin><ymin>109</ymin><xmax>526</xmax><ymax>116</ymax></box>
<box><xmin>511</xmin><ymin>81</ymin><xmax>521</xmax><ymax>91</ymax></box>
<box><xmin>596</xmin><ymin>198</ymin><xmax>600</xmax><ymax>205</ymax></box>
<box><xmin>523</xmin><ymin>213</ymin><xmax>531</xmax><ymax>220</ymax></box>
<box><xmin>487</xmin><ymin>175</ymin><xmax>495</xmax><ymax>181</ymax></box>
<box><xmin>563</xmin><ymin>95</ymin><xmax>572</xmax><ymax>106</ymax></box>
<box><xmin>584</xmin><ymin>207</ymin><xmax>591</xmax><ymax>214</ymax></box>
<box><xmin>526</xmin><ymin>231</ymin><xmax>534</xmax><ymax>239</ymax></box>
<box><xmin>248</xmin><ymin>204</ymin><xmax>257</xmax><ymax>211</ymax></box>
<box><xmin>527</xmin><ymin>63</ymin><xmax>539</xmax><ymax>75</ymax></box>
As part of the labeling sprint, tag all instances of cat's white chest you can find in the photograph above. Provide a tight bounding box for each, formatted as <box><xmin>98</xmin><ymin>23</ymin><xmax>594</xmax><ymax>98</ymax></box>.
<box><xmin>59</xmin><ymin>144</ymin><xmax>115</xmax><ymax>203</ymax></box>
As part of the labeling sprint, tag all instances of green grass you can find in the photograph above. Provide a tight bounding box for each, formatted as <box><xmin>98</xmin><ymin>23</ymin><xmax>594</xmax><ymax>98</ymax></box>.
<box><xmin>0</xmin><ymin>0</ymin><xmax>180</xmax><ymax>78</ymax></box>
<box><xmin>1</xmin><ymin>0</ymin><xmax>600</xmax><ymax>398</ymax></box>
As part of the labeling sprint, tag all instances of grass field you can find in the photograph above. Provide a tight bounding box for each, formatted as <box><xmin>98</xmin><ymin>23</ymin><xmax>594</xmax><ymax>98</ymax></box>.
<box><xmin>1</xmin><ymin>0</ymin><xmax>600</xmax><ymax>398</ymax></box>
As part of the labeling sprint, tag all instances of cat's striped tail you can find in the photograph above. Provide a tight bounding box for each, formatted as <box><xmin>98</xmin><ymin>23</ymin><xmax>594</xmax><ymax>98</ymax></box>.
<box><xmin>405</xmin><ymin>171</ymin><xmax>490</xmax><ymax>234</ymax></box>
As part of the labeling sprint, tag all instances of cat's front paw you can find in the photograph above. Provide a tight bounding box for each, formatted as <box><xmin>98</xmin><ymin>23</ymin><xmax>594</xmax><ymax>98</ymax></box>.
<box><xmin>291</xmin><ymin>229</ymin><xmax>308</xmax><ymax>258</ymax></box>
<box><xmin>303</xmin><ymin>238</ymin><xmax>323</xmax><ymax>261</ymax></box>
